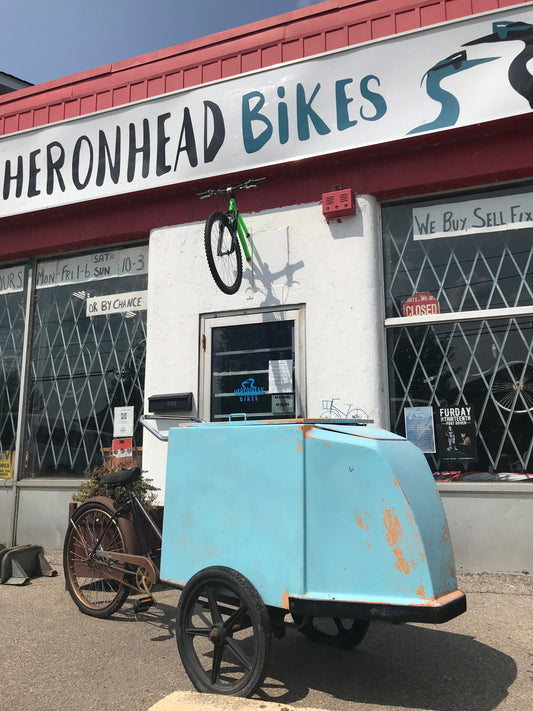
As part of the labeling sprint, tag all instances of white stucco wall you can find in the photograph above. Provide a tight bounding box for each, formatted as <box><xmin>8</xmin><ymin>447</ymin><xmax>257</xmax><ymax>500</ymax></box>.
<box><xmin>439</xmin><ymin>484</ymin><xmax>533</xmax><ymax>574</ymax></box>
<box><xmin>6</xmin><ymin>194</ymin><xmax>529</xmax><ymax>574</ymax></box>
<box><xmin>143</xmin><ymin>195</ymin><xmax>387</xmax><ymax>495</ymax></box>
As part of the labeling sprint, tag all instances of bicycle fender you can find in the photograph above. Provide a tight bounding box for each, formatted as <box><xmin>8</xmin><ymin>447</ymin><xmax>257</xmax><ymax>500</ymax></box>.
<box><xmin>87</xmin><ymin>495</ymin><xmax>142</xmax><ymax>555</ymax></box>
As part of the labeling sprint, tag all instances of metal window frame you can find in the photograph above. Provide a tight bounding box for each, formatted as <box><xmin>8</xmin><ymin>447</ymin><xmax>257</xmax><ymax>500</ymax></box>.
<box><xmin>382</xmin><ymin>184</ymin><xmax>533</xmax><ymax>480</ymax></box>
<box><xmin>385</xmin><ymin>304</ymin><xmax>533</xmax><ymax>328</ymax></box>
<box><xmin>4</xmin><ymin>244</ymin><xmax>149</xmax><ymax>543</ymax></box>
<box><xmin>199</xmin><ymin>305</ymin><xmax>307</xmax><ymax>422</ymax></box>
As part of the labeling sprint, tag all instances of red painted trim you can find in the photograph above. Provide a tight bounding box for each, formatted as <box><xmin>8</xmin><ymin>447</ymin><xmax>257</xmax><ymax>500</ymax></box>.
<box><xmin>0</xmin><ymin>0</ymin><xmax>530</xmax><ymax>261</ymax></box>
<box><xmin>0</xmin><ymin>0</ymin><xmax>514</xmax><ymax>133</ymax></box>
<box><xmin>0</xmin><ymin>113</ymin><xmax>530</xmax><ymax>262</ymax></box>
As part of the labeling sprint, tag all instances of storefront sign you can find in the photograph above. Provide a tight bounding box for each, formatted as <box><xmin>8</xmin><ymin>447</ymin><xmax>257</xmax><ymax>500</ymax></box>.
<box><xmin>413</xmin><ymin>191</ymin><xmax>533</xmax><ymax>240</ymax></box>
<box><xmin>35</xmin><ymin>245</ymin><xmax>148</xmax><ymax>288</ymax></box>
<box><xmin>1</xmin><ymin>7</ymin><xmax>532</xmax><ymax>219</ymax></box>
<box><xmin>403</xmin><ymin>292</ymin><xmax>440</xmax><ymax>317</ymax></box>
<box><xmin>86</xmin><ymin>290</ymin><xmax>147</xmax><ymax>316</ymax></box>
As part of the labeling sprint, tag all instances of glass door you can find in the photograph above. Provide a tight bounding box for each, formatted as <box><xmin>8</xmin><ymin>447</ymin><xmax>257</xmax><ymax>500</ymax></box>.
<box><xmin>200</xmin><ymin>308</ymin><xmax>306</xmax><ymax>421</ymax></box>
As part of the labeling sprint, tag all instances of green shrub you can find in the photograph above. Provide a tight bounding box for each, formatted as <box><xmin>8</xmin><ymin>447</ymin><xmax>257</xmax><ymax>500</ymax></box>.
<box><xmin>72</xmin><ymin>465</ymin><xmax>159</xmax><ymax>509</ymax></box>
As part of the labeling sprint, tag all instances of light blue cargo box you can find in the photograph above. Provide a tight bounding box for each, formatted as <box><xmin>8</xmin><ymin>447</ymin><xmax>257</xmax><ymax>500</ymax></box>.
<box><xmin>160</xmin><ymin>419</ymin><xmax>465</xmax><ymax>623</ymax></box>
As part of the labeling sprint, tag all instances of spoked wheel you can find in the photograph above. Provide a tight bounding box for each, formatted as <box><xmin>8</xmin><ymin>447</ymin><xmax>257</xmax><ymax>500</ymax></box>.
<box><xmin>292</xmin><ymin>615</ymin><xmax>370</xmax><ymax>649</ymax></box>
<box><xmin>176</xmin><ymin>566</ymin><xmax>271</xmax><ymax>697</ymax></box>
<box><xmin>63</xmin><ymin>501</ymin><xmax>130</xmax><ymax>618</ymax></box>
<box><xmin>320</xmin><ymin>410</ymin><xmax>343</xmax><ymax>420</ymax></box>
<box><xmin>491</xmin><ymin>363</ymin><xmax>533</xmax><ymax>413</ymax></box>
<box><xmin>204</xmin><ymin>211</ymin><xmax>243</xmax><ymax>295</ymax></box>
<box><xmin>349</xmin><ymin>409</ymin><xmax>369</xmax><ymax>421</ymax></box>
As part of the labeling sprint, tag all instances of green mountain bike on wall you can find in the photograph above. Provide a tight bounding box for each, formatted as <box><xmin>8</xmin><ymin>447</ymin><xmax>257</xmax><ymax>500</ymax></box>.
<box><xmin>198</xmin><ymin>178</ymin><xmax>265</xmax><ymax>294</ymax></box>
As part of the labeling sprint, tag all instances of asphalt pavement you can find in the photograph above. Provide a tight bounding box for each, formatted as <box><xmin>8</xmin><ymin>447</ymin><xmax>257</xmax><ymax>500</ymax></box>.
<box><xmin>1</xmin><ymin>548</ymin><xmax>532</xmax><ymax>711</ymax></box>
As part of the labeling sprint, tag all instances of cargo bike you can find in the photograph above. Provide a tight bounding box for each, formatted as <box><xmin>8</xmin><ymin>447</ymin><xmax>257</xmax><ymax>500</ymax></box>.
<box><xmin>63</xmin><ymin>416</ymin><xmax>467</xmax><ymax>697</ymax></box>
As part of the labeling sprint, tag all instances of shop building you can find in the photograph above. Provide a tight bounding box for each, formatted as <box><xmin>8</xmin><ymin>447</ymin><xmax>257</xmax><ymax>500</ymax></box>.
<box><xmin>0</xmin><ymin>0</ymin><xmax>531</xmax><ymax>573</ymax></box>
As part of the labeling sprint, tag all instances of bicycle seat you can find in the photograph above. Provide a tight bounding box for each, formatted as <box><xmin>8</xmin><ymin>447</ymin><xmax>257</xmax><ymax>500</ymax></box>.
<box><xmin>100</xmin><ymin>467</ymin><xmax>141</xmax><ymax>486</ymax></box>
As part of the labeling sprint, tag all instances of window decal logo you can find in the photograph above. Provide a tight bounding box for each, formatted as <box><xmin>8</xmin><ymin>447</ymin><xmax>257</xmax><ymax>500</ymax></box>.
<box><xmin>234</xmin><ymin>377</ymin><xmax>265</xmax><ymax>402</ymax></box>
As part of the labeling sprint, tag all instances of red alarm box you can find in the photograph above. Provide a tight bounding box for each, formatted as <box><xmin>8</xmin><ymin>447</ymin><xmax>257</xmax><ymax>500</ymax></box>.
<box><xmin>322</xmin><ymin>189</ymin><xmax>355</xmax><ymax>219</ymax></box>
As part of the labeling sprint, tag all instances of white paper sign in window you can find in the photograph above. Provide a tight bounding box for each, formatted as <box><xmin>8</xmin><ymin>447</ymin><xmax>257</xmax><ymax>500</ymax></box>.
<box><xmin>114</xmin><ymin>406</ymin><xmax>135</xmax><ymax>437</ymax></box>
<box><xmin>413</xmin><ymin>192</ymin><xmax>533</xmax><ymax>240</ymax></box>
<box><xmin>86</xmin><ymin>290</ymin><xmax>147</xmax><ymax>317</ymax></box>
<box><xmin>268</xmin><ymin>359</ymin><xmax>293</xmax><ymax>394</ymax></box>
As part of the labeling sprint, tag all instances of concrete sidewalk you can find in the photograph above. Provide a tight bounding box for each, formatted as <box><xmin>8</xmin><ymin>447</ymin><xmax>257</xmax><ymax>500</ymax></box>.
<box><xmin>149</xmin><ymin>692</ymin><xmax>325</xmax><ymax>711</ymax></box>
<box><xmin>1</xmin><ymin>549</ymin><xmax>532</xmax><ymax>711</ymax></box>
<box><xmin>148</xmin><ymin>572</ymin><xmax>533</xmax><ymax>711</ymax></box>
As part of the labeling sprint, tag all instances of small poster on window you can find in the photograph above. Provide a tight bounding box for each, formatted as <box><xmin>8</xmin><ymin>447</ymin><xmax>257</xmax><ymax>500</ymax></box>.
<box><xmin>113</xmin><ymin>406</ymin><xmax>134</xmax><ymax>437</ymax></box>
<box><xmin>111</xmin><ymin>438</ymin><xmax>134</xmax><ymax>469</ymax></box>
<box><xmin>435</xmin><ymin>406</ymin><xmax>477</xmax><ymax>463</ymax></box>
<box><xmin>268</xmin><ymin>359</ymin><xmax>293</xmax><ymax>394</ymax></box>
<box><xmin>404</xmin><ymin>406</ymin><xmax>436</xmax><ymax>453</ymax></box>
<box><xmin>272</xmin><ymin>393</ymin><xmax>294</xmax><ymax>415</ymax></box>
<box><xmin>0</xmin><ymin>453</ymin><xmax>13</xmax><ymax>479</ymax></box>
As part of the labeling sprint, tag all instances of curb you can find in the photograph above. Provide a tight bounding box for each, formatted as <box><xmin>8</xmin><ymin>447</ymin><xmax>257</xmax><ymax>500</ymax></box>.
<box><xmin>149</xmin><ymin>692</ymin><xmax>324</xmax><ymax>711</ymax></box>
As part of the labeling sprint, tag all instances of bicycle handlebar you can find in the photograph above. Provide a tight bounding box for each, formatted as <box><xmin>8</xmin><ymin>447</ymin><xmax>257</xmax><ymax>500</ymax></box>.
<box><xmin>140</xmin><ymin>413</ymin><xmax>205</xmax><ymax>442</ymax></box>
<box><xmin>197</xmin><ymin>177</ymin><xmax>266</xmax><ymax>199</ymax></box>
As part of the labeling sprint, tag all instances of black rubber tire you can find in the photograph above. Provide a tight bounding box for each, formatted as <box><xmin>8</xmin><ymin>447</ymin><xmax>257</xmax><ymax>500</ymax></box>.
<box><xmin>63</xmin><ymin>501</ymin><xmax>130</xmax><ymax>618</ymax></box>
<box><xmin>204</xmin><ymin>211</ymin><xmax>242</xmax><ymax>295</ymax></box>
<box><xmin>292</xmin><ymin>615</ymin><xmax>370</xmax><ymax>649</ymax></box>
<box><xmin>176</xmin><ymin>566</ymin><xmax>272</xmax><ymax>697</ymax></box>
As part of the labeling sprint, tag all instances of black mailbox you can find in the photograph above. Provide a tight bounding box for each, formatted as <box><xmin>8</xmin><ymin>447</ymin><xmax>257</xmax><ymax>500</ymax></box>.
<box><xmin>148</xmin><ymin>392</ymin><xmax>193</xmax><ymax>413</ymax></box>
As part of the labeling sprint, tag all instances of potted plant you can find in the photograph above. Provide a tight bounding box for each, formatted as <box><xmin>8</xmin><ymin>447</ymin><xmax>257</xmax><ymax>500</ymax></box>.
<box><xmin>71</xmin><ymin>466</ymin><xmax>163</xmax><ymax>547</ymax></box>
<box><xmin>72</xmin><ymin>465</ymin><xmax>159</xmax><ymax>509</ymax></box>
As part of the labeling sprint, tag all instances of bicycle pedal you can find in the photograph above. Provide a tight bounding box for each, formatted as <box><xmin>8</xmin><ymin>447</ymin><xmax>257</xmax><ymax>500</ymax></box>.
<box><xmin>133</xmin><ymin>596</ymin><xmax>154</xmax><ymax>613</ymax></box>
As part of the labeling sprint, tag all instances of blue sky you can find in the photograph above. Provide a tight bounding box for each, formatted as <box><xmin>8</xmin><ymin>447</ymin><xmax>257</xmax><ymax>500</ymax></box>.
<box><xmin>1</xmin><ymin>0</ymin><xmax>326</xmax><ymax>86</ymax></box>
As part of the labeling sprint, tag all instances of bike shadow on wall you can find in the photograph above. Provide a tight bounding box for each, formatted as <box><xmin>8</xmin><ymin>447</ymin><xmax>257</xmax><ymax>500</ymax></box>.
<box><xmin>260</xmin><ymin>621</ymin><xmax>516</xmax><ymax>711</ymax></box>
<box><xmin>245</xmin><ymin>238</ymin><xmax>304</xmax><ymax>306</ymax></box>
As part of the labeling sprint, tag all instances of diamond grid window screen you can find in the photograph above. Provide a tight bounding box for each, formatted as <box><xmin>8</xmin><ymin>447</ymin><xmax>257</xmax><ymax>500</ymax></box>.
<box><xmin>383</xmin><ymin>185</ymin><xmax>533</xmax><ymax>475</ymax></box>
<box><xmin>387</xmin><ymin>319</ymin><xmax>533</xmax><ymax>472</ymax></box>
<box><xmin>24</xmin><ymin>255</ymin><xmax>147</xmax><ymax>477</ymax></box>
<box><xmin>0</xmin><ymin>287</ymin><xmax>25</xmax><ymax>457</ymax></box>
<box><xmin>383</xmin><ymin>212</ymin><xmax>533</xmax><ymax>318</ymax></box>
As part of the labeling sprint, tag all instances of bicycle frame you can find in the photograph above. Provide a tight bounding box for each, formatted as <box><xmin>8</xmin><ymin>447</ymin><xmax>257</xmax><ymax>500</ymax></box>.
<box><xmin>71</xmin><ymin>486</ymin><xmax>162</xmax><ymax>593</ymax></box>
<box><xmin>228</xmin><ymin>193</ymin><xmax>252</xmax><ymax>261</ymax></box>
<box><xmin>199</xmin><ymin>177</ymin><xmax>265</xmax><ymax>293</ymax></box>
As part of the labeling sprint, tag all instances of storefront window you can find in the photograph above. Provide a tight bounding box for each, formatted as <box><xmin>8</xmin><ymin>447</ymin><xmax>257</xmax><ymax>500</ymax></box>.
<box><xmin>23</xmin><ymin>246</ymin><xmax>148</xmax><ymax>477</ymax></box>
<box><xmin>0</xmin><ymin>265</ymin><xmax>26</xmax><ymax>478</ymax></box>
<box><xmin>201</xmin><ymin>309</ymin><xmax>305</xmax><ymax>421</ymax></box>
<box><xmin>383</xmin><ymin>184</ymin><xmax>533</xmax><ymax>481</ymax></box>
<box><xmin>383</xmin><ymin>183</ymin><xmax>533</xmax><ymax>317</ymax></box>
<box><xmin>387</xmin><ymin>318</ymin><xmax>533</xmax><ymax>476</ymax></box>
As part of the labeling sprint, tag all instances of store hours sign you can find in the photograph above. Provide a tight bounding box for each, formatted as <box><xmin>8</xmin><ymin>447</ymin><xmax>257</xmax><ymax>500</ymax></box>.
<box><xmin>34</xmin><ymin>245</ymin><xmax>148</xmax><ymax>289</ymax></box>
<box><xmin>1</xmin><ymin>6</ymin><xmax>532</xmax><ymax>219</ymax></box>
